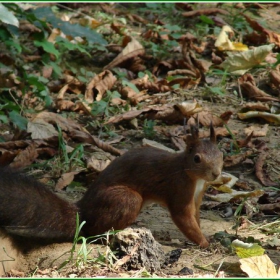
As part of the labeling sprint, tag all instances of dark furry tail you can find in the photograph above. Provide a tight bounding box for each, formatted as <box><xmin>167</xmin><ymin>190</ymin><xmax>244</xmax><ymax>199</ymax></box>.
<box><xmin>0</xmin><ymin>168</ymin><xmax>78</xmax><ymax>242</ymax></box>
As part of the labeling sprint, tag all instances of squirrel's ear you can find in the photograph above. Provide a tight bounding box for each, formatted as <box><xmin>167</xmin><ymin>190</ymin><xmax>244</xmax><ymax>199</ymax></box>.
<box><xmin>210</xmin><ymin>122</ymin><xmax>216</xmax><ymax>143</ymax></box>
<box><xmin>185</xmin><ymin>125</ymin><xmax>199</xmax><ymax>146</ymax></box>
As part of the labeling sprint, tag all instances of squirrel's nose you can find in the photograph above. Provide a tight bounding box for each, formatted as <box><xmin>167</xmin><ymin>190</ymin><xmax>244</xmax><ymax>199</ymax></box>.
<box><xmin>212</xmin><ymin>170</ymin><xmax>221</xmax><ymax>179</ymax></box>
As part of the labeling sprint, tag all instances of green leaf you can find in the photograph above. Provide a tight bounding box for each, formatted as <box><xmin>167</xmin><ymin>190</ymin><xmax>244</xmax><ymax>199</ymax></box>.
<box><xmin>208</xmin><ymin>86</ymin><xmax>225</xmax><ymax>95</ymax></box>
<box><xmin>33</xmin><ymin>7</ymin><xmax>107</xmax><ymax>45</ymax></box>
<box><xmin>9</xmin><ymin>111</ymin><xmax>28</xmax><ymax>130</ymax></box>
<box><xmin>110</xmin><ymin>91</ymin><xmax>121</xmax><ymax>99</ymax></box>
<box><xmin>91</xmin><ymin>100</ymin><xmax>107</xmax><ymax>116</ymax></box>
<box><xmin>122</xmin><ymin>80</ymin><xmax>140</xmax><ymax>93</ymax></box>
<box><xmin>5</xmin><ymin>40</ymin><xmax>22</xmax><ymax>53</ymax></box>
<box><xmin>0</xmin><ymin>114</ymin><xmax>8</xmax><ymax>124</ymax></box>
<box><xmin>34</xmin><ymin>40</ymin><xmax>60</xmax><ymax>59</ymax></box>
<box><xmin>232</xmin><ymin>239</ymin><xmax>265</xmax><ymax>259</ymax></box>
<box><xmin>164</xmin><ymin>24</ymin><xmax>181</xmax><ymax>32</ymax></box>
<box><xmin>200</xmin><ymin>15</ymin><xmax>214</xmax><ymax>25</ymax></box>
<box><xmin>48</xmin><ymin>61</ymin><xmax>62</xmax><ymax>76</ymax></box>
<box><xmin>56</xmin><ymin>36</ymin><xmax>90</xmax><ymax>56</ymax></box>
<box><xmin>0</xmin><ymin>26</ymin><xmax>12</xmax><ymax>40</ymax></box>
<box><xmin>27</xmin><ymin>76</ymin><xmax>47</xmax><ymax>91</ymax></box>
<box><xmin>0</xmin><ymin>3</ymin><xmax>19</xmax><ymax>27</ymax></box>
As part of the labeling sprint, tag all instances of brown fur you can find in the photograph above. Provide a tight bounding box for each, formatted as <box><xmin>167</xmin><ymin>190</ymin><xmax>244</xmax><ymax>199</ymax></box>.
<box><xmin>0</xmin><ymin>125</ymin><xmax>223</xmax><ymax>249</ymax></box>
<box><xmin>78</xmin><ymin>125</ymin><xmax>223</xmax><ymax>248</ymax></box>
<box><xmin>0</xmin><ymin>168</ymin><xmax>78</xmax><ymax>243</ymax></box>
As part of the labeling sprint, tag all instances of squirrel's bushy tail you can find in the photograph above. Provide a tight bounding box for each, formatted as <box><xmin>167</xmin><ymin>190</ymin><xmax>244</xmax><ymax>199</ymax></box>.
<box><xmin>0</xmin><ymin>168</ymin><xmax>78</xmax><ymax>242</ymax></box>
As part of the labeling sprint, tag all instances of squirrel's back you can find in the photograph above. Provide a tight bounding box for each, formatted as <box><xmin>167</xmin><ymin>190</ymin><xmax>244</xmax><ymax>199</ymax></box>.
<box><xmin>0</xmin><ymin>167</ymin><xmax>78</xmax><ymax>242</ymax></box>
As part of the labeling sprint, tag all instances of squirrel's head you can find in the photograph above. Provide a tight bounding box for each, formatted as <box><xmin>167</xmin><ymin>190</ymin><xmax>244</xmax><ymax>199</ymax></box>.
<box><xmin>184</xmin><ymin>123</ymin><xmax>223</xmax><ymax>182</ymax></box>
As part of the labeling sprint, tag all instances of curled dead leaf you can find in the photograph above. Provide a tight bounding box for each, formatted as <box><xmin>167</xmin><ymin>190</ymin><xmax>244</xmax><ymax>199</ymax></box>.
<box><xmin>189</xmin><ymin>110</ymin><xmax>232</xmax><ymax>127</ymax></box>
<box><xmin>55</xmin><ymin>171</ymin><xmax>79</xmax><ymax>191</ymax></box>
<box><xmin>255</xmin><ymin>152</ymin><xmax>278</xmax><ymax>186</ymax></box>
<box><xmin>9</xmin><ymin>143</ymin><xmax>39</xmax><ymax>169</ymax></box>
<box><xmin>131</xmin><ymin>74</ymin><xmax>170</xmax><ymax>93</ymax></box>
<box><xmin>270</xmin><ymin>69</ymin><xmax>280</xmax><ymax>89</ymax></box>
<box><xmin>32</xmin><ymin>112</ymin><xmax>123</xmax><ymax>156</ymax></box>
<box><xmin>215</xmin><ymin>25</ymin><xmax>248</xmax><ymax>51</ymax></box>
<box><xmin>241</xmin><ymin>102</ymin><xmax>270</xmax><ymax>112</ymax></box>
<box><xmin>174</xmin><ymin>101</ymin><xmax>202</xmax><ymax>117</ymax></box>
<box><xmin>244</xmin><ymin>124</ymin><xmax>269</xmax><ymax>137</ymax></box>
<box><xmin>237</xmin><ymin>132</ymin><xmax>254</xmax><ymax>148</ymax></box>
<box><xmin>239</xmin><ymin>73</ymin><xmax>279</xmax><ymax>102</ymax></box>
<box><xmin>238</xmin><ymin>111</ymin><xmax>280</xmax><ymax>124</ymax></box>
<box><xmin>119</xmin><ymin>86</ymin><xmax>149</xmax><ymax>105</ymax></box>
<box><xmin>85</xmin><ymin>70</ymin><xmax>117</xmax><ymax>102</ymax></box>
<box><xmin>104</xmin><ymin>37</ymin><xmax>145</xmax><ymax>70</ymax></box>
<box><xmin>224</xmin><ymin>150</ymin><xmax>253</xmax><ymax>168</ymax></box>
<box><xmin>182</xmin><ymin>8</ymin><xmax>229</xmax><ymax>17</ymax></box>
<box><xmin>244</xmin><ymin>14</ymin><xmax>280</xmax><ymax>48</ymax></box>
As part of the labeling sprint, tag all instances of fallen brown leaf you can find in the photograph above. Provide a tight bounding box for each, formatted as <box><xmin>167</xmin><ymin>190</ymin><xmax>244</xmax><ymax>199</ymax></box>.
<box><xmin>237</xmin><ymin>132</ymin><xmax>254</xmax><ymax>148</ymax></box>
<box><xmin>87</xmin><ymin>154</ymin><xmax>113</xmax><ymax>173</ymax></box>
<box><xmin>85</xmin><ymin>70</ymin><xmax>117</xmax><ymax>102</ymax></box>
<box><xmin>32</xmin><ymin>112</ymin><xmax>123</xmax><ymax>156</ymax></box>
<box><xmin>0</xmin><ymin>149</ymin><xmax>19</xmax><ymax>166</ymax></box>
<box><xmin>55</xmin><ymin>171</ymin><xmax>79</xmax><ymax>191</ymax></box>
<box><xmin>270</xmin><ymin>68</ymin><xmax>280</xmax><ymax>89</ymax></box>
<box><xmin>244</xmin><ymin>14</ymin><xmax>280</xmax><ymax>48</ymax></box>
<box><xmin>188</xmin><ymin>110</ymin><xmax>233</xmax><ymax>127</ymax></box>
<box><xmin>238</xmin><ymin>111</ymin><xmax>280</xmax><ymax>124</ymax></box>
<box><xmin>104</xmin><ymin>37</ymin><xmax>145</xmax><ymax>70</ymax></box>
<box><xmin>258</xmin><ymin>202</ymin><xmax>280</xmax><ymax>214</ymax></box>
<box><xmin>131</xmin><ymin>74</ymin><xmax>170</xmax><ymax>93</ymax></box>
<box><xmin>182</xmin><ymin>8</ymin><xmax>229</xmax><ymax>17</ymax></box>
<box><xmin>244</xmin><ymin>124</ymin><xmax>269</xmax><ymax>137</ymax></box>
<box><xmin>199</xmin><ymin>127</ymin><xmax>238</xmax><ymax>138</ymax></box>
<box><xmin>255</xmin><ymin>152</ymin><xmax>278</xmax><ymax>186</ymax></box>
<box><xmin>62</xmin><ymin>74</ymin><xmax>84</xmax><ymax>95</ymax></box>
<box><xmin>239</xmin><ymin>73</ymin><xmax>279</xmax><ymax>102</ymax></box>
<box><xmin>241</xmin><ymin>102</ymin><xmax>270</xmax><ymax>112</ymax></box>
<box><xmin>119</xmin><ymin>86</ymin><xmax>149</xmax><ymax>105</ymax></box>
<box><xmin>212</xmin><ymin>52</ymin><xmax>223</xmax><ymax>64</ymax></box>
<box><xmin>223</xmin><ymin>150</ymin><xmax>253</xmax><ymax>168</ymax></box>
<box><xmin>10</xmin><ymin>143</ymin><xmax>38</xmax><ymax>168</ymax></box>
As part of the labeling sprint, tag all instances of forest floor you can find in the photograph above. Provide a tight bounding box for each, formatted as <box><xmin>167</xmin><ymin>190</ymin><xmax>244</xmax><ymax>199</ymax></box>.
<box><xmin>0</xmin><ymin>2</ymin><xmax>280</xmax><ymax>278</ymax></box>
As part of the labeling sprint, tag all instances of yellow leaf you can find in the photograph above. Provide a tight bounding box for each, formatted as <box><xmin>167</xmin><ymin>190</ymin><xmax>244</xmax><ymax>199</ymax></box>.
<box><xmin>215</xmin><ymin>25</ymin><xmax>248</xmax><ymax>51</ymax></box>
<box><xmin>232</xmin><ymin>239</ymin><xmax>265</xmax><ymax>259</ymax></box>
<box><xmin>213</xmin><ymin>185</ymin><xmax>232</xmax><ymax>193</ymax></box>
<box><xmin>232</xmin><ymin>42</ymin><xmax>249</xmax><ymax>51</ymax></box>
<box><xmin>220</xmin><ymin>44</ymin><xmax>275</xmax><ymax>75</ymax></box>
<box><xmin>240</xmin><ymin>255</ymin><xmax>278</xmax><ymax>277</ymax></box>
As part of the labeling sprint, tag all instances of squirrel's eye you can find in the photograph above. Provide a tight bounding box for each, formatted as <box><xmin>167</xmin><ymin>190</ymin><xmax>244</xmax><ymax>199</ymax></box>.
<box><xmin>194</xmin><ymin>154</ymin><xmax>201</xmax><ymax>163</ymax></box>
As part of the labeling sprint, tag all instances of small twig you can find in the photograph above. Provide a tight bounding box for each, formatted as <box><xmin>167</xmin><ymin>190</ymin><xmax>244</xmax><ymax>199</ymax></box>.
<box><xmin>237</xmin><ymin>80</ymin><xmax>244</xmax><ymax>105</ymax></box>
<box><xmin>8</xmin><ymin>89</ymin><xmax>24</xmax><ymax>115</ymax></box>
<box><xmin>214</xmin><ymin>258</ymin><xmax>225</xmax><ymax>277</ymax></box>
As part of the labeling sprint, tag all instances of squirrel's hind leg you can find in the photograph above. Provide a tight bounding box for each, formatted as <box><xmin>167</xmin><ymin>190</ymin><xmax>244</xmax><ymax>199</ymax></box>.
<box><xmin>80</xmin><ymin>186</ymin><xmax>143</xmax><ymax>236</ymax></box>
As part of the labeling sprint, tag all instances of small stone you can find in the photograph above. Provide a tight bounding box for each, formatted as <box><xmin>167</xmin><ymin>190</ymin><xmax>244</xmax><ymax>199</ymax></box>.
<box><xmin>178</xmin><ymin>267</ymin><xmax>193</xmax><ymax>275</ymax></box>
<box><xmin>111</xmin><ymin>227</ymin><xmax>165</xmax><ymax>272</ymax></box>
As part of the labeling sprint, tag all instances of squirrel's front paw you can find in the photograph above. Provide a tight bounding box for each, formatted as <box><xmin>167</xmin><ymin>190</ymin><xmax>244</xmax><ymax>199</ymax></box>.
<box><xmin>199</xmin><ymin>239</ymin><xmax>209</xmax><ymax>248</ymax></box>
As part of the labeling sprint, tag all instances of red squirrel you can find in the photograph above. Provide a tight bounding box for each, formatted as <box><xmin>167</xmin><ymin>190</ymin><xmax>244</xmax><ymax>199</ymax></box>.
<box><xmin>0</xmin><ymin>124</ymin><xmax>223</xmax><ymax>248</ymax></box>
